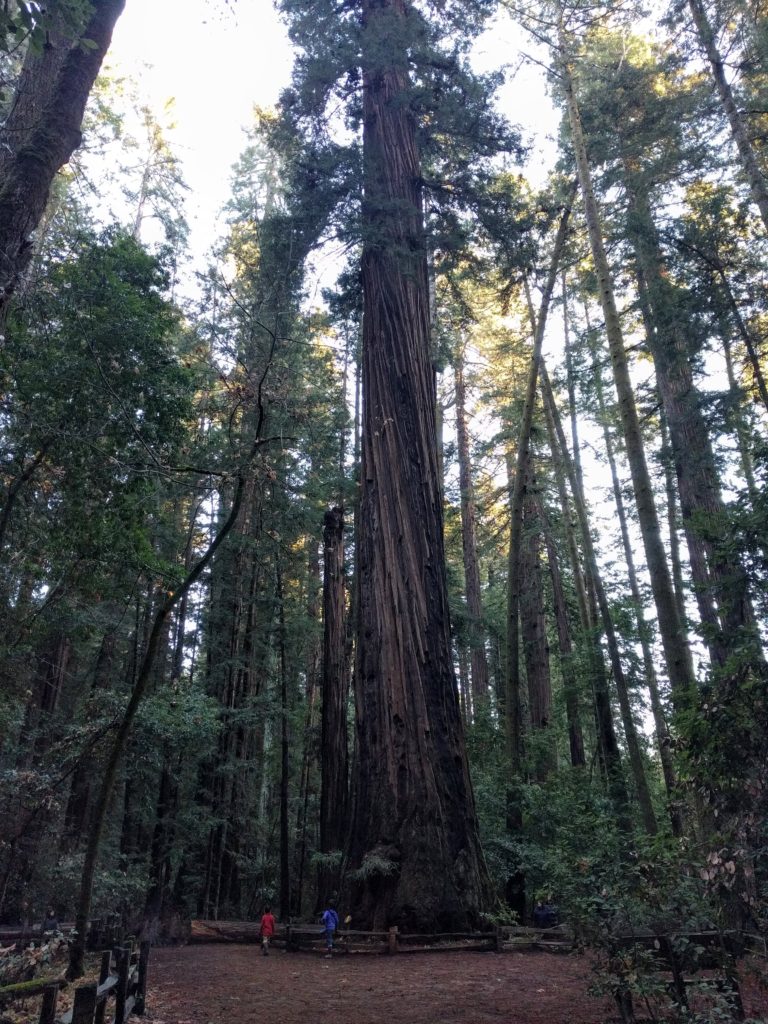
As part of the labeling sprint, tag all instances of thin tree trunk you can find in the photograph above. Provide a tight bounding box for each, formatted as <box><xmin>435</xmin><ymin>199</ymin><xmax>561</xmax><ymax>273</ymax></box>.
<box><xmin>519</xmin><ymin>456</ymin><xmax>555</xmax><ymax>781</ymax></box>
<box><xmin>720</xmin><ymin>326</ymin><xmax>758</xmax><ymax>497</ymax></box>
<box><xmin>649</xmin><ymin>414</ymin><xmax>687</xmax><ymax>634</ymax></box>
<box><xmin>541</xmin><ymin>510</ymin><xmax>585</xmax><ymax>768</ymax></box>
<box><xmin>277</xmin><ymin>557</ymin><xmax>291</xmax><ymax>923</ymax></box>
<box><xmin>624</xmin><ymin>164</ymin><xmax>760</xmax><ymax>670</ymax></box>
<box><xmin>295</xmin><ymin>534</ymin><xmax>322</xmax><ymax>918</ymax></box>
<box><xmin>561</xmin><ymin>273</ymin><xmax>585</xmax><ymax>496</ymax></box>
<box><xmin>506</xmin><ymin>199</ymin><xmax>574</xmax><ymax>773</ymax></box>
<box><xmin>0</xmin><ymin>443</ymin><xmax>50</xmax><ymax>552</ymax></box>
<box><xmin>558</xmin><ymin>31</ymin><xmax>697</xmax><ymax>709</ymax></box>
<box><xmin>319</xmin><ymin>507</ymin><xmax>349</xmax><ymax>905</ymax></box>
<box><xmin>593</xmin><ymin>354</ymin><xmax>683</xmax><ymax>836</ymax></box>
<box><xmin>687</xmin><ymin>0</ymin><xmax>768</xmax><ymax>233</ymax></box>
<box><xmin>714</xmin><ymin>266</ymin><xmax>768</xmax><ymax>414</ymax></box>
<box><xmin>142</xmin><ymin>759</ymin><xmax>179</xmax><ymax>940</ymax></box>
<box><xmin>675</xmin><ymin>236</ymin><xmax>768</xmax><ymax>413</ymax></box>
<box><xmin>457</xmin><ymin>645</ymin><xmax>471</xmax><ymax>725</ymax></box>
<box><xmin>454</xmin><ymin>344</ymin><xmax>490</xmax><ymax>710</ymax></box>
<box><xmin>67</xmin><ymin>427</ymin><xmax>272</xmax><ymax>978</ymax></box>
<box><xmin>538</xmin><ymin>341</ymin><xmax>658</xmax><ymax>832</ymax></box>
<box><xmin>540</xmin><ymin>364</ymin><xmax>631</xmax><ymax>830</ymax></box>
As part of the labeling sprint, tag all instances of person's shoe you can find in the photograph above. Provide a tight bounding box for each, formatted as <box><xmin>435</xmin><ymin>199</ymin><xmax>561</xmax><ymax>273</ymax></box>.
<box><xmin>324</xmin><ymin>953</ymin><xmax>332</xmax><ymax>959</ymax></box>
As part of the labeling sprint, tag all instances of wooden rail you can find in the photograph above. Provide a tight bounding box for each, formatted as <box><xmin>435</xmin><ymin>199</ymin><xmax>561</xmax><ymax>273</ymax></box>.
<box><xmin>280</xmin><ymin>923</ymin><xmax>568</xmax><ymax>955</ymax></box>
<box><xmin>34</xmin><ymin>941</ymin><xmax>149</xmax><ymax>1024</ymax></box>
<box><xmin>189</xmin><ymin>919</ymin><xmax>573</xmax><ymax>955</ymax></box>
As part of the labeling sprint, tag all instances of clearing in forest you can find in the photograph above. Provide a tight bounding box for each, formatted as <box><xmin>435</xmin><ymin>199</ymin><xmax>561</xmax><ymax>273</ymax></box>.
<box><xmin>145</xmin><ymin>944</ymin><xmax>614</xmax><ymax>1023</ymax></box>
<box><xmin>141</xmin><ymin>944</ymin><xmax>768</xmax><ymax>1024</ymax></box>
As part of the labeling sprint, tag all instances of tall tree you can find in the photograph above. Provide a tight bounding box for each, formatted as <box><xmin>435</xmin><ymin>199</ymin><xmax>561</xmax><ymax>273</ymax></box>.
<box><xmin>348</xmin><ymin>0</ymin><xmax>490</xmax><ymax>929</ymax></box>
<box><xmin>685</xmin><ymin>0</ymin><xmax>768</xmax><ymax>232</ymax></box>
<box><xmin>453</xmin><ymin>338</ymin><xmax>491</xmax><ymax>710</ymax></box>
<box><xmin>555</xmin><ymin>10</ymin><xmax>698</xmax><ymax>708</ymax></box>
<box><xmin>318</xmin><ymin>506</ymin><xmax>349</xmax><ymax>904</ymax></box>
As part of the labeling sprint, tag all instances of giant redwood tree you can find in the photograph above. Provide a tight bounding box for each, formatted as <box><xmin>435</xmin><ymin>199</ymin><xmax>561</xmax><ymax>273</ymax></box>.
<box><xmin>0</xmin><ymin>0</ymin><xmax>126</xmax><ymax>318</ymax></box>
<box><xmin>346</xmin><ymin>0</ymin><xmax>490</xmax><ymax>929</ymax></box>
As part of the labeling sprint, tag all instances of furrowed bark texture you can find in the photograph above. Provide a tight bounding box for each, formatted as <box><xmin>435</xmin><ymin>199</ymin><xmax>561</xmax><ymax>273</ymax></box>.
<box><xmin>349</xmin><ymin>0</ymin><xmax>489</xmax><ymax>930</ymax></box>
<box><xmin>0</xmin><ymin>0</ymin><xmax>127</xmax><ymax>317</ymax></box>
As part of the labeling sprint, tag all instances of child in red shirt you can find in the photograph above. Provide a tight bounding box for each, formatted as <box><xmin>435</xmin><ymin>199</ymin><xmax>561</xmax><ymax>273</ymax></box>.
<box><xmin>260</xmin><ymin>905</ymin><xmax>276</xmax><ymax>956</ymax></box>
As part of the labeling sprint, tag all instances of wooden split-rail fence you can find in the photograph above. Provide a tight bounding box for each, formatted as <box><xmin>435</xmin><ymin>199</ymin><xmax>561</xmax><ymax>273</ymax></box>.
<box><xmin>37</xmin><ymin>940</ymin><xmax>150</xmax><ymax>1024</ymax></box>
<box><xmin>190</xmin><ymin>919</ymin><xmax>572</xmax><ymax>955</ymax></box>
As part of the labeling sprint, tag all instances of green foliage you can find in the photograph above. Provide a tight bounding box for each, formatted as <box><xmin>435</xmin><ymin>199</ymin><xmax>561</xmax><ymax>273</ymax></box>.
<box><xmin>349</xmin><ymin>853</ymin><xmax>398</xmax><ymax>881</ymax></box>
<box><xmin>0</xmin><ymin>1</ymin><xmax>91</xmax><ymax>56</ymax></box>
<box><xmin>1</xmin><ymin>228</ymin><xmax>198</xmax><ymax>594</ymax></box>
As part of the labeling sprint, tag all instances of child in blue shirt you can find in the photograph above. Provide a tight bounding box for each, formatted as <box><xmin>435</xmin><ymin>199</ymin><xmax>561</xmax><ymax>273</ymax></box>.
<box><xmin>321</xmin><ymin>900</ymin><xmax>339</xmax><ymax>957</ymax></box>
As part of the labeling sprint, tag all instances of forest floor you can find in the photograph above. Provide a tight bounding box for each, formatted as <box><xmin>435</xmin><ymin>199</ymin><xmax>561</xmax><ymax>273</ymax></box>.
<box><xmin>141</xmin><ymin>943</ymin><xmax>768</xmax><ymax>1024</ymax></box>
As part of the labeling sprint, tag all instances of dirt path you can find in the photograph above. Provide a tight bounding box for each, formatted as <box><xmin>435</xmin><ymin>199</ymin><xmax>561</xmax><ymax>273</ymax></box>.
<box><xmin>144</xmin><ymin>944</ymin><xmax>618</xmax><ymax>1023</ymax></box>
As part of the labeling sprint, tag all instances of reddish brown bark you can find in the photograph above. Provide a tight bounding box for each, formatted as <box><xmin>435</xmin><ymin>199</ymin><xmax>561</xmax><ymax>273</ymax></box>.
<box><xmin>349</xmin><ymin>0</ymin><xmax>489</xmax><ymax>930</ymax></box>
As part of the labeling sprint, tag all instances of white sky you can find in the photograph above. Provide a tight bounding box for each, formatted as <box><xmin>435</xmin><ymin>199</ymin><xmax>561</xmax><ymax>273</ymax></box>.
<box><xmin>107</xmin><ymin>0</ymin><xmax>293</xmax><ymax>258</ymax></box>
<box><xmin>106</xmin><ymin>0</ymin><xmax>559</xmax><ymax>263</ymax></box>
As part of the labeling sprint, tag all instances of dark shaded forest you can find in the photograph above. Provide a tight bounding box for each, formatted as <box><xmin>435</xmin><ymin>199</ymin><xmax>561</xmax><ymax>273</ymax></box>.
<box><xmin>1</xmin><ymin>0</ymin><xmax>767</xmax><ymax>1015</ymax></box>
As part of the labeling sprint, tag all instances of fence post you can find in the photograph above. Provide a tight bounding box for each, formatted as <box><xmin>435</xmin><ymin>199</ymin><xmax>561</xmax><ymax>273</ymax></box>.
<box><xmin>38</xmin><ymin>982</ymin><xmax>59</xmax><ymax>1024</ymax></box>
<box><xmin>135</xmin><ymin>941</ymin><xmax>150</xmax><ymax>1015</ymax></box>
<box><xmin>87</xmin><ymin>919</ymin><xmax>102</xmax><ymax>951</ymax></box>
<box><xmin>388</xmin><ymin>926</ymin><xmax>398</xmax><ymax>955</ymax></box>
<box><xmin>495</xmin><ymin>926</ymin><xmax>504</xmax><ymax>952</ymax></box>
<box><xmin>114</xmin><ymin>946</ymin><xmax>130</xmax><ymax>1024</ymax></box>
<box><xmin>72</xmin><ymin>982</ymin><xmax>98</xmax><ymax>1024</ymax></box>
<box><xmin>93</xmin><ymin>950</ymin><xmax>112</xmax><ymax>1024</ymax></box>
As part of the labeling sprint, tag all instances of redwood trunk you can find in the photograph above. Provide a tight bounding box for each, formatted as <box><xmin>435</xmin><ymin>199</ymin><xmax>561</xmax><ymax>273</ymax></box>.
<box><xmin>506</xmin><ymin>202</ymin><xmax>573</xmax><ymax>772</ymax></box>
<box><xmin>349</xmin><ymin>0</ymin><xmax>489</xmax><ymax>929</ymax></box>
<box><xmin>540</xmin><ymin>364</ymin><xmax>630</xmax><ymax>828</ymax></box>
